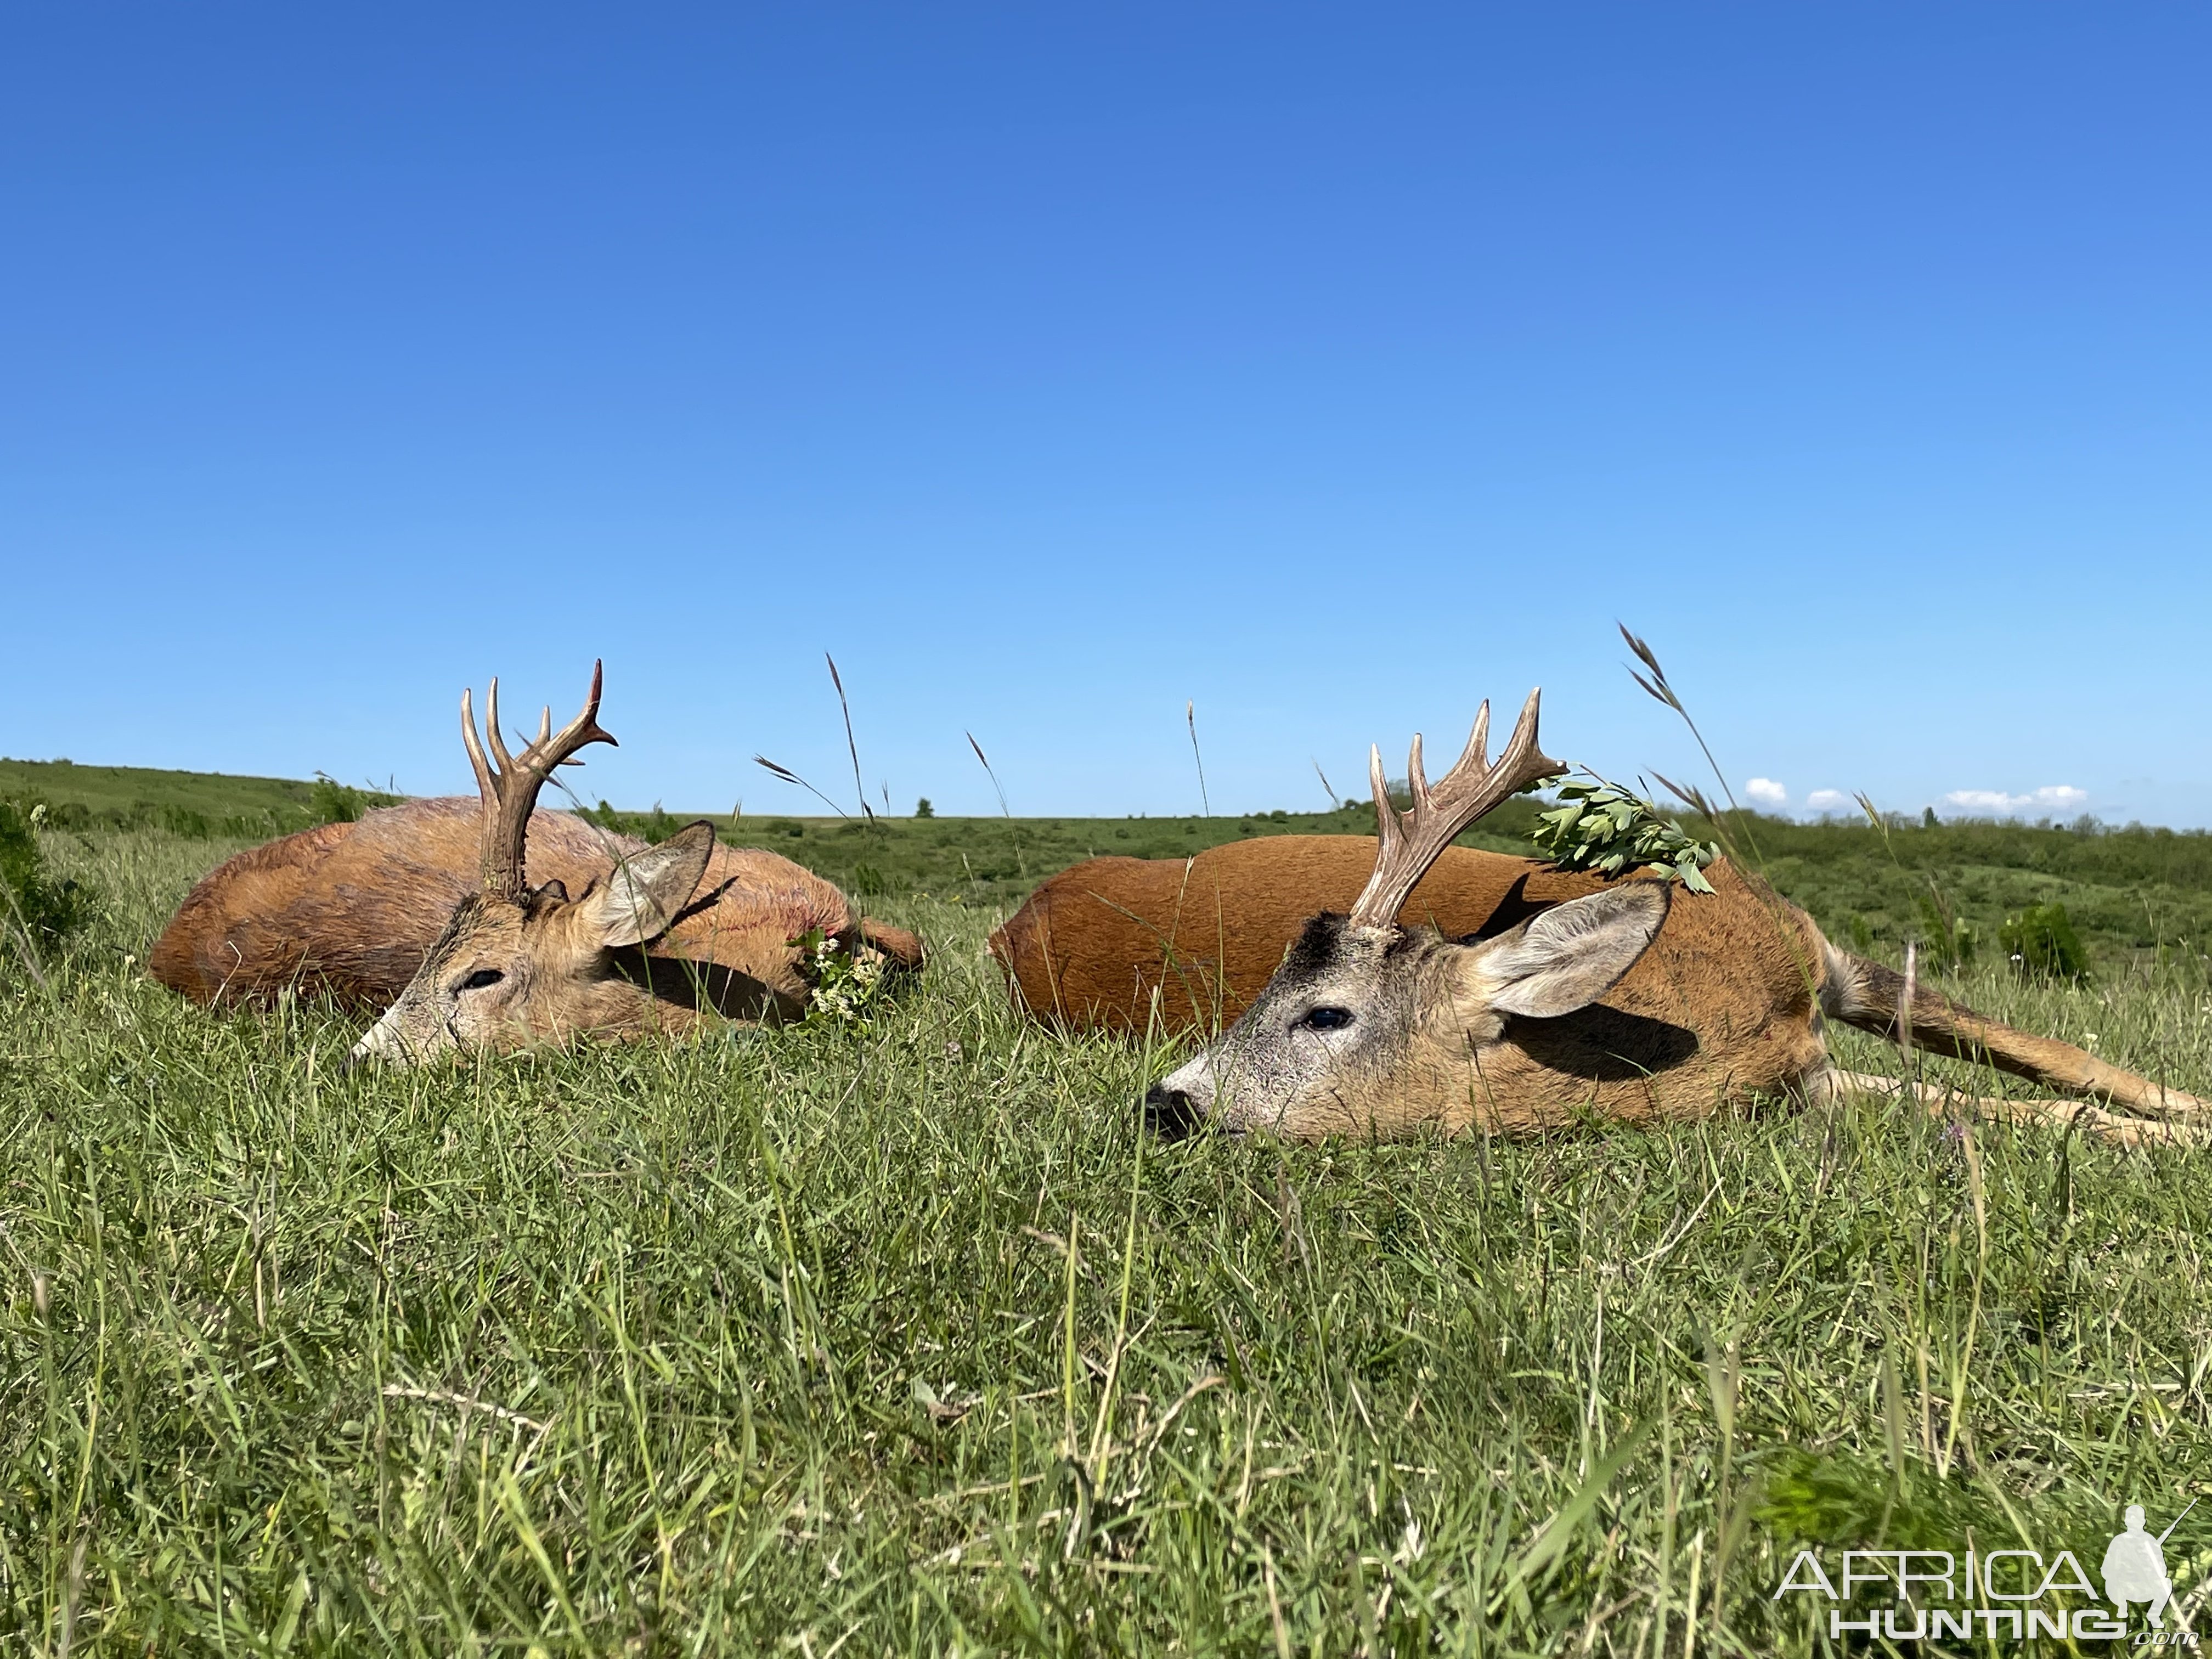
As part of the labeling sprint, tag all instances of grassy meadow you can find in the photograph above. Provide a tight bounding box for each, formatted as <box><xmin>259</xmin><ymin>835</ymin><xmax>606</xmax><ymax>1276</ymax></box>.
<box><xmin>4</xmin><ymin>771</ymin><xmax>2212</xmax><ymax>1653</ymax></box>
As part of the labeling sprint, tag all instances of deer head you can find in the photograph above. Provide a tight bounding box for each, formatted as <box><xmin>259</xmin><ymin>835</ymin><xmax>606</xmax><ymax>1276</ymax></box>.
<box><xmin>1143</xmin><ymin>690</ymin><xmax>1672</xmax><ymax>1139</ymax></box>
<box><xmin>347</xmin><ymin>664</ymin><xmax>717</xmax><ymax>1066</ymax></box>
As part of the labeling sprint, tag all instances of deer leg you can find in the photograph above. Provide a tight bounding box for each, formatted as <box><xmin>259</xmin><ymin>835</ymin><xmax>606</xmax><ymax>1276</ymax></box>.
<box><xmin>1821</xmin><ymin>945</ymin><xmax>2208</xmax><ymax>1123</ymax></box>
<box><xmin>1820</xmin><ymin>1068</ymin><xmax>2209</xmax><ymax>1151</ymax></box>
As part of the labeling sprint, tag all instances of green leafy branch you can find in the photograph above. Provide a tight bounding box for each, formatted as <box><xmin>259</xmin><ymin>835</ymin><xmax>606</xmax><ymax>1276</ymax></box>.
<box><xmin>1530</xmin><ymin>774</ymin><xmax>1720</xmax><ymax>893</ymax></box>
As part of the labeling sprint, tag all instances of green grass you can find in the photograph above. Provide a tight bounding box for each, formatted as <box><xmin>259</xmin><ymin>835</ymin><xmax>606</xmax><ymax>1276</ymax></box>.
<box><xmin>4</xmin><ymin>824</ymin><xmax>2211</xmax><ymax>1652</ymax></box>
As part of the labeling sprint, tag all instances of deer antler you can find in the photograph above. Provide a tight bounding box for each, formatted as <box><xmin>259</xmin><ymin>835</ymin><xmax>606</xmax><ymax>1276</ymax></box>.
<box><xmin>1346</xmin><ymin>688</ymin><xmax>1562</xmax><ymax>931</ymax></box>
<box><xmin>460</xmin><ymin>661</ymin><xmax>618</xmax><ymax>900</ymax></box>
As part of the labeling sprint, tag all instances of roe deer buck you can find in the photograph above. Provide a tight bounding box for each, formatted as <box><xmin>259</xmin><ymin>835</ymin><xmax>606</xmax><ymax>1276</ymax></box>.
<box><xmin>990</xmin><ymin>691</ymin><xmax>2205</xmax><ymax>1147</ymax></box>
<box><xmin>148</xmin><ymin>664</ymin><xmax>922</xmax><ymax>1060</ymax></box>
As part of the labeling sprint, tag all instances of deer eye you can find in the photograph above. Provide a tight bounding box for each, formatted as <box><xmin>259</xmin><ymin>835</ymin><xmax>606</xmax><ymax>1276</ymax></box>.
<box><xmin>457</xmin><ymin>968</ymin><xmax>505</xmax><ymax>992</ymax></box>
<box><xmin>1300</xmin><ymin>1007</ymin><xmax>1354</xmax><ymax>1032</ymax></box>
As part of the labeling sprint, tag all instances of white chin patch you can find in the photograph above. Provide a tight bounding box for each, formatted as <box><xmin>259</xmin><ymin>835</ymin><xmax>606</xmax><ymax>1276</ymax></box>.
<box><xmin>350</xmin><ymin>1008</ymin><xmax>405</xmax><ymax>1064</ymax></box>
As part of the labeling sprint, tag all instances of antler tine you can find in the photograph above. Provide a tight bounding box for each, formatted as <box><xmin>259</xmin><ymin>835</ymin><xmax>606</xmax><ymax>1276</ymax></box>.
<box><xmin>1367</xmin><ymin>741</ymin><xmax>1394</xmax><ymax>833</ymax></box>
<box><xmin>459</xmin><ymin>686</ymin><xmax>497</xmax><ymax>802</ymax></box>
<box><xmin>1454</xmin><ymin>699</ymin><xmax>1494</xmax><ymax>789</ymax></box>
<box><xmin>532</xmin><ymin>660</ymin><xmax>612</xmax><ymax>765</ymax></box>
<box><xmin>532</xmin><ymin>706</ymin><xmax>591</xmax><ymax>767</ymax></box>
<box><xmin>465</xmin><ymin>661</ymin><xmax>618</xmax><ymax>899</ymax></box>
<box><xmin>485</xmin><ymin>678</ymin><xmax>515</xmax><ymax>775</ymax></box>
<box><xmin>1346</xmin><ymin>687</ymin><xmax>1560</xmax><ymax>931</ymax></box>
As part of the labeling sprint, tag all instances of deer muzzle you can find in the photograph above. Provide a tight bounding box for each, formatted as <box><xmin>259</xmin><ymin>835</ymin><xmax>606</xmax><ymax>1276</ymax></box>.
<box><xmin>345</xmin><ymin>1005</ymin><xmax>412</xmax><ymax>1070</ymax></box>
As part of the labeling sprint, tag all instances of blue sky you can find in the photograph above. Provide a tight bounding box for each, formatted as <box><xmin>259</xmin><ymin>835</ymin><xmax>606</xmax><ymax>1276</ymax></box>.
<box><xmin>4</xmin><ymin>6</ymin><xmax>2207</xmax><ymax>824</ymax></box>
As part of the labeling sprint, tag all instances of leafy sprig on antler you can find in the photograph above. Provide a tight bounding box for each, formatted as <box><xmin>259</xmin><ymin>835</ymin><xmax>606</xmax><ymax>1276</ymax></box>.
<box><xmin>1530</xmin><ymin>773</ymin><xmax>1720</xmax><ymax>893</ymax></box>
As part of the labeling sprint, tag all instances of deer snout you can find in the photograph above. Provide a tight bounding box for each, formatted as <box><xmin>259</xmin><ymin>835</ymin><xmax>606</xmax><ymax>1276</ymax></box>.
<box><xmin>1148</xmin><ymin>1051</ymin><xmax>1232</xmax><ymax>1135</ymax></box>
<box><xmin>1143</xmin><ymin>1082</ymin><xmax>1203</xmax><ymax>1139</ymax></box>
<box><xmin>345</xmin><ymin>1005</ymin><xmax>410</xmax><ymax>1071</ymax></box>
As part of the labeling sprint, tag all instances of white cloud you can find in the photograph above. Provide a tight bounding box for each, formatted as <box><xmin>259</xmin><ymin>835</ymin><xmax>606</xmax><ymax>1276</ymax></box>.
<box><xmin>1743</xmin><ymin>777</ymin><xmax>1788</xmax><ymax>808</ymax></box>
<box><xmin>1942</xmin><ymin>785</ymin><xmax>2089</xmax><ymax>815</ymax></box>
<box><xmin>1805</xmin><ymin>789</ymin><xmax>1849</xmax><ymax>812</ymax></box>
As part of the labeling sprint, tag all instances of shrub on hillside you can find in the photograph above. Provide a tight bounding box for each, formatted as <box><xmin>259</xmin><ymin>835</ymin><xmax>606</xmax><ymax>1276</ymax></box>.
<box><xmin>161</xmin><ymin>804</ymin><xmax>215</xmax><ymax>838</ymax></box>
<box><xmin>2001</xmin><ymin>902</ymin><xmax>2090</xmax><ymax>983</ymax></box>
<box><xmin>1914</xmin><ymin>889</ymin><xmax>1976</xmax><ymax>974</ymax></box>
<box><xmin>1</xmin><ymin>800</ymin><xmax>94</xmax><ymax>959</ymax></box>
<box><xmin>584</xmin><ymin>800</ymin><xmax>679</xmax><ymax>844</ymax></box>
<box><xmin>309</xmin><ymin>774</ymin><xmax>400</xmax><ymax>825</ymax></box>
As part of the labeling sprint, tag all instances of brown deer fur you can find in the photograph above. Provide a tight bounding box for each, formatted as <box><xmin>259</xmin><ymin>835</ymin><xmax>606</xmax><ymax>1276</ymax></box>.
<box><xmin>150</xmin><ymin>797</ymin><xmax>922</xmax><ymax>1014</ymax></box>
<box><xmin>992</xmin><ymin>836</ymin><xmax>1673</xmax><ymax>1037</ymax></box>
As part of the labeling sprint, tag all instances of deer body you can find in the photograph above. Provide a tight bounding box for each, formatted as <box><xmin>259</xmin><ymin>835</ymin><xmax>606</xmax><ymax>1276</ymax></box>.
<box><xmin>152</xmin><ymin>664</ymin><xmax>922</xmax><ymax>1064</ymax></box>
<box><xmin>995</xmin><ymin>693</ymin><xmax>2204</xmax><ymax>1145</ymax></box>
<box><xmin>992</xmin><ymin>838</ymin><xmax>1809</xmax><ymax>1037</ymax></box>
<box><xmin>150</xmin><ymin>797</ymin><xmax>909</xmax><ymax>1017</ymax></box>
<box><xmin>997</xmin><ymin>839</ymin><xmax>1834</xmax><ymax>1131</ymax></box>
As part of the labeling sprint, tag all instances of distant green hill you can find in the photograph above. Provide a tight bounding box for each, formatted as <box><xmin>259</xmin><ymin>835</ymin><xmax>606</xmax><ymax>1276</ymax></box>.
<box><xmin>0</xmin><ymin>757</ymin><xmax>397</xmax><ymax>838</ymax></box>
<box><xmin>8</xmin><ymin>759</ymin><xmax>2209</xmax><ymax>968</ymax></box>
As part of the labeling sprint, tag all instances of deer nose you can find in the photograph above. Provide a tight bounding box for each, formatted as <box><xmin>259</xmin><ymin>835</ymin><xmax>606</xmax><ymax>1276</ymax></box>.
<box><xmin>1143</xmin><ymin>1083</ymin><xmax>1201</xmax><ymax>1140</ymax></box>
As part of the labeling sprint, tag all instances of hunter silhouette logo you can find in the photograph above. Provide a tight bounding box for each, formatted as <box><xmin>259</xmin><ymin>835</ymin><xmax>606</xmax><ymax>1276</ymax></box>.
<box><xmin>2103</xmin><ymin>1499</ymin><xmax>2193</xmax><ymax>1629</ymax></box>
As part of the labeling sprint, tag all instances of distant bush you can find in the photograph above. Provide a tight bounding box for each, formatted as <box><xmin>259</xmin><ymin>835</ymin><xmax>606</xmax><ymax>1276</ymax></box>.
<box><xmin>1</xmin><ymin>801</ymin><xmax>93</xmax><ymax>960</ymax></box>
<box><xmin>309</xmin><ymin>774</ymin><xmax>400</xmax><ymax>825</ymax></box>
<box><xmin>583</xmin><ymin>800</ymin><xmax>678</xmax><ymax>844</ymax></box>
<box><xmin>161</xmin><ymin>805</ymin><xmax>215</xmax><ymax>838</ymax></box>
<box><xmin>915</xmin><ymin>798</ymin><xmax>934</xmax><ymax>819</ymax></box>
<box><xmin>2001</xmin><ymin>902</ymin><xmax>2090</xmax><ymax>983</ymax></box>
<box><xmin>33</xmin><ymin>796</ymin><xmax>297</xmax><ymax>839</ymax></box>
<box><xmin>1913</xmin><ymin>888</ymin><xmax>1976</xmax><ymax>974</ymax></box>
<box><xmin>28</xmin><ymin>798</ymin><xmax>133</xmax><ymax>833</ymax></box>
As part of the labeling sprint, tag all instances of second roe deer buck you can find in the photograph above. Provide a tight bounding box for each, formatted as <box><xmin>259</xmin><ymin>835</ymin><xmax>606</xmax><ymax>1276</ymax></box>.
<box><xmin>990</xmin><ymin>691</ymin><xmax>2204</xmax><ymax>1148</ymax></box>
<box><xmin>147</xmin><ymin>664</ymin><xmax>921</xmax><ymax>1062</ymax></box>
<box><xmin>348</xmin><ymin>664</ymin><xmax>924</xmax><ymax>1064</ymax></box>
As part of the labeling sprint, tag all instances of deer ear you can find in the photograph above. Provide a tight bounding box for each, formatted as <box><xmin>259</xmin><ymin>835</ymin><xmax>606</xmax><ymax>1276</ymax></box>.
<box><xmin>580</xmin><ymin>820</ymin><xmax>716</xmax><ymax>949</ymax></box>
<box><xmin>1464</xmin><ymin>881</ymin><xmax>1669</xmax><ymax>1019</ymax></box>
